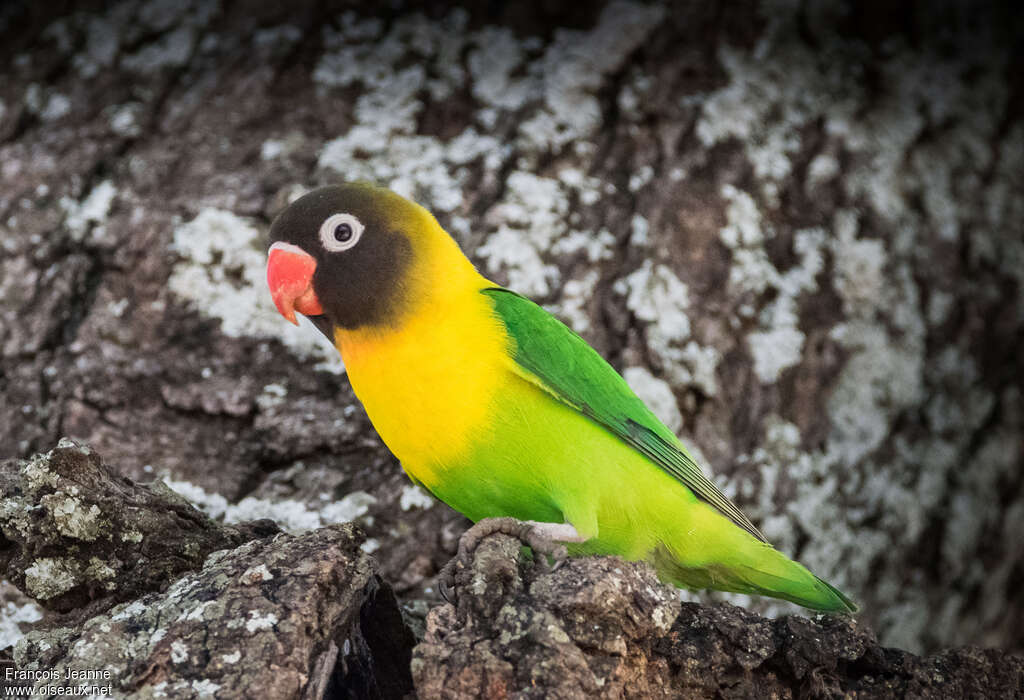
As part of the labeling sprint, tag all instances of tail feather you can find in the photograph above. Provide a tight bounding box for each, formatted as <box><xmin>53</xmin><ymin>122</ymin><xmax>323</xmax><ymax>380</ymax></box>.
<box><xmin>653</xmin><ymin>544</ymin><xmax>858</xmax><ymax>613</ymax></box>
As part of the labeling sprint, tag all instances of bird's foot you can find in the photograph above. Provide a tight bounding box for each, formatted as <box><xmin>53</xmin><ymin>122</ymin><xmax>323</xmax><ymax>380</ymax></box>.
<box><xmin>437</xmin><ymin>517</ymin><xmax>581</xmax><ymax>604</ymax></box>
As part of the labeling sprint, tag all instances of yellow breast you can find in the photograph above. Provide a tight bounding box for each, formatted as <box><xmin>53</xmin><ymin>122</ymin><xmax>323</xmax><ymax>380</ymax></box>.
<box><xmin>333</xmin><ymin>276</ymin><xmax>509</xmax><ymax>488</ymax></box>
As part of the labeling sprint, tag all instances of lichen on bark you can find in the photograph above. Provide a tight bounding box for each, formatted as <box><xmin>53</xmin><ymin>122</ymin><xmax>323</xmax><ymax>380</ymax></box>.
<box><xmin>0</xmin><ymin>0</ymin><xmax>1021</xmax><ymax>659</ymax></box>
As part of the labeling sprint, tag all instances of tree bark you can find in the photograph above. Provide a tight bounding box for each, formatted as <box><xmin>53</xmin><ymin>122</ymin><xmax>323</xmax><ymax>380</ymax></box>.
<box><xmin>2</xmin><ymin>443</ymin><xmax>1020</xmax><ymax>698</ymax></box>
<box><xmin>0</xmin><ymin>0</ymin><xmax>1021</xmax><ymax>660</ymax></box>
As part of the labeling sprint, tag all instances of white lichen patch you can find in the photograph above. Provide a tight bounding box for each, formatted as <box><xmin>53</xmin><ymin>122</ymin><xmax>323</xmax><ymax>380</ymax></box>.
<box><xmin>675</xmin><ymin>342</ymin><xmax>721</xmax><ymax>398</ymax></box>
<box><xmin>111</xmin><ymin>599</ymin><xmax>147</xmax><ymax>622</ymax></box>
<box><xmin>72</xmin><ymin>15</ymin><xmax>121</xmax><ymax>77</ymax></box>
<box><xmin>832</xmin><ymin>217</ymin><xmax>887</xmax><ymax>318</ymax></box>
<box><xmin>717</xmin><ymin>185</ymin><xmax>829</xmax><ymax>382</ymax></box>
<box><xmin>108</xmin><ymin>102</ymin><xmax>143</xmax><ymax>137</ymax></box>
<box><xmin>240</xmin><ymin>564</ymin><xmax>273</xmax><ymax>583</ymax></box>
<box><xmin>61</xmin><ymin>179</ymin><xmax>116</xmax><ymax>241</ymax></box>
<box><xmin>166</xmin><ymin>575</ymin><xmax>200</xmax><ymax>602</ymax></box>
<box><xmin>628</xmin><ymin>165</ymin><xmax>654</xmax><ymax>193</ymax></box>
<box><xmin>170</xmin><ymin>639</ymin><xmax>189</xmax><ymax>663</ymax></box>
<box><xmin>516</xmin><ymin>1</ymin><xmax>665</xmax><ymax>155</ymax></box>
<box><xmin>648</xmin><ymin>598</ymin><xmax>676</xmax><ymax>633</ymax></box>
<box><xmin>467</xmin><ymin>26</ymin><xmax>532</xmax><ymax>110</ymax></box>
<box><xmin>623</xmin><ymin>366</ymin><xmax>683</xmax><ymax>434</ymax></box>
<box><xmin>255</xmin><ymin>383</ymin><xmax>288</xmax><ymax>410</ymax></box>
<box><xmin>629</xmin><ymin>214</ymin><xmax>650</xmax><ymax>247</ymax></box>
<box><xmin>84</xmin><ymin>558</ymin><xmax>117</xmax><ymax>589</ymax></box>
<box><xmin>468</xmin><ymin>4</ymin><xmax>662</xmax><ymax>292</ymax></box>
<box><xmin>259</xmin><ymin>132</ymin><xmax>304</xmax><ymax>161</ymax></box>
<box><xmin>616</xmin><ymin>261</ymin><xmax>691</xmax><ymax>342</ymax></box>
<box><xmin>551</xmin><ymin>228</ymin><xmax>615</xmax><ymax>264</ymax></box>
<box><xmin>24</xmin><ymin>557</ymin><xmax>81</xmax><ymax>600</ymax></box>
<box><xmin>315</xmin><ymin>10</ymin><xmax>504</xmax><ymax>216</ymax></box>
<box><xmin>167</xmin><ymin>208</ymin><xmax>342</xmax><ymax>371</ymax></box>
<box><xmin>44</xmin><ymin>493</ymin><xmax>104</xmax><ymax>541</ymax></box>
<box><xmin>747</xmin><ymin>326</ymin><xmax>805</xmax><ymax>385</ymax></box>
<box><xmin>556</xmin><ymin>270</ymin><xmax>601</xmax><ymax>334</ymax></box>
<box><xmin>806</xmin><ymin>152</ymin><xmax>840</xmax><ymax>190</ymax></box>
<box><xmin>24</xmin><ymin>84</ymin><xmax>72</xmax><ymax>121</ymax></box>
<box><xmin>176</xmin><ymin>600</ymin><xmax>215</xmax><ymax>623</ymax></box>
<box><xmin>719</xmin><ymin>185</ymin><xmax>775</xmax><ymax>294</ymax></box>
<box><xmin>399</xmin><ymin>484</ymin><xmax>434</xmax><ymax>511</ymax></box>
<box><xmin>121</xmin><ymin>529</ymin><xmax>144</xmax><ymax>543</ymax></box>
<box><xmin>42</xmin><ymin>93</ymin><xmax>71</xmax><ymax>121</ymax></box>
<box><xmin>221</xmin><ymin>496</ymin><xmax>325</xmax><ymax>532</ymax></box>
<box><xmin>162</xmin><ymin>479</ymin><xmax>229</xmax><ymax>520</ymax></box>
<box><xmin>696</xmin><ymin>32</ymin><xmax>858</xmax><ymax>203</ymax></box>
<box><xmin>926</xmin><ymin>290</ymin><xmax>954</xmax><ymax>327</ymax></box>
<box><xmin>244</xmin><ymin>611</ymin><xmax>278</xmax><ymax>633</ymax></box>
<box><xmin>316</xmin><ymin>490</ymin><xmax>378</xmax><ymax>524</ymax></box>
<box><xmin>121</xmin><ymin>26</ymin><xmax>195</xmax><ymax>73</ymax></box>
<box><xmin>0</xmin><ymin>596</ymin><xmax>44</xmax><ymax>651</ymax></box>
<box><xmin>164</xmin><ymin>479</ymin><xmax>376</xmax><ymax>533</ymax></box>
<box><xmin>191</xmin><ymin>679</ymin><xmax>221</xmax><ymax>697</ymax></box>
<box><xmin>827</xmin><ymin>319</ymin><xmax>924</xmax><ymax>470</ymax></box>
<box><xmin>614</xmin><ymin>261</ymin><xmax>720</xmax><ymax>395</ymax></box>
<box><xmin>22</xmin><ymin>452</ymin><xmax>61</xmax><ymax>490</ymax></box>
<box><xmin>479</xmin><ymin>172</ymin><xmax>569</xmax><ymax>297</ymax></box>
<box><xmin>252</xmin><ymin>24</ymin><xmax>302</xmax><ymax>50</ymax></box>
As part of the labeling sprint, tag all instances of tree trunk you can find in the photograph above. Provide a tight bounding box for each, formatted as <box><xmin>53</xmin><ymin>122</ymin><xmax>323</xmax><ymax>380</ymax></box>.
<box><xmin>1</xmin><ymin>0</ymin><xmax>1021</xmax><ymax>662</ymax></box>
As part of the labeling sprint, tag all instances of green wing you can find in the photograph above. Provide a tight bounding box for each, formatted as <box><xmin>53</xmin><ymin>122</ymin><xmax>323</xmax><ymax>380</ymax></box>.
<box><xmin>483</xmin><ymin>287</ymin><xmax>766</xmax><ymax>543</ymax></box>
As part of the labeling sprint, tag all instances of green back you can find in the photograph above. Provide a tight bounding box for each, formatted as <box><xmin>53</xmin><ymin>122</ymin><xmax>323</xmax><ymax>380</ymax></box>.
<box><xmin>483</xmin><ymin>288</ymin><xmax>766</xmax><ymax>543</ymax></box>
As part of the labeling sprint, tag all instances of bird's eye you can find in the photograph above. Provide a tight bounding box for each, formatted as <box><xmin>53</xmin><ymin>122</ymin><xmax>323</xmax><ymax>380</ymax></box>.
<box><xmin>319</xmin><ymin>213</ymin><xmax>364</xmax><ymax>252</ymax></box>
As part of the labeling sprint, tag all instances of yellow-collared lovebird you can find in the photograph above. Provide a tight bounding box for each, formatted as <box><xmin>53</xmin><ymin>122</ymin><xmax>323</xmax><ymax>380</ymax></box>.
<box><xmin>265</xmin><ymin>183</ymin><xmax>856</xmax><ymax>612</ymax></box>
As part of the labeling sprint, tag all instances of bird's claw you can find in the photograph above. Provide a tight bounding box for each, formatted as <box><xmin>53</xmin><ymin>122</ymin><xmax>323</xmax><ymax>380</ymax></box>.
<box><xmin>547</xmin><ymin>551</ymin><xmax>568</xmax><ymax>573</ymax></box>
<box><xmin>436</xmin><ymin>517</ymin><xmax>575</xmax><ymax>605</ymax></box>
<box><xmin>437</xmin><ymin>552</ymin><xmax>465</xmax><ymax>604</ymax></box>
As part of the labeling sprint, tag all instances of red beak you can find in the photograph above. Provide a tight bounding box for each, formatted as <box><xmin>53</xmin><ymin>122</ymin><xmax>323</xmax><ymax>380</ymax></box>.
<box><xmin>266</xmin><ymin>242</ymin><xmax>324</xmax><ymax>325</ymax></box>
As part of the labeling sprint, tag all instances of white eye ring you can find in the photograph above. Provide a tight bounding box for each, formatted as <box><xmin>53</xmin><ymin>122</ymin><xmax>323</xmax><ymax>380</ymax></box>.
<box><xmin>319</xmin><ymin>213</ymin><xmax>364</xmax><ymax>252</ymax></box>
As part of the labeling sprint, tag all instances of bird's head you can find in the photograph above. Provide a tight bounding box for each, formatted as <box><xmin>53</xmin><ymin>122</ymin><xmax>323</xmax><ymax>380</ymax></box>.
<box><xmin>266</xmin><ymin>183</ymin><xmax>460</xmax><ymax>336</ymax></box>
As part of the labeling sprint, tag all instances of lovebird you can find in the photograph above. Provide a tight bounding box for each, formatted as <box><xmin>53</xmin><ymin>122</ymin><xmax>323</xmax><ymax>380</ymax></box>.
<box><xmin>265</xmin><ymin>182</ymin><xmax>856</xmax><ymax>612</ymax></box>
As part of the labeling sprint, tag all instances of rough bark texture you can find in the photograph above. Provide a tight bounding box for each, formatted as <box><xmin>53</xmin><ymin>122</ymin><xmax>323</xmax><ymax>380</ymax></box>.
<box><xmin>12</xmin><ymin>525</ymin><xmax>415</xmax><ymax>699</ymax></box>
<box><xmin>0</xmin><ymin>0</ymin><xmax>1022</xmax><ymax>662</ymax></box>
<box><xmin>414</xmin><ymin>534</ymin><xmax>1024</xmax><ymax>699</ymax></box>
<box><xmin>0</xmin><ymin>439</ymin><xmax>279</xmax><ymax>615</ymax></box>
<box><xmin>3</xmin><ymin>443</ymin><xmax>1021</xmax><ymax>699</ymax></box>
<box><xmin>2</xmin><ymin>444</ymin><xmax>415</xmax><ymax>699</ymax></box>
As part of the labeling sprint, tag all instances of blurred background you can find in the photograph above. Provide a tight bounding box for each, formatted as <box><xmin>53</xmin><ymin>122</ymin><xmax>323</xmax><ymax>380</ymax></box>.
<box><xmin>1</xmin><ymin>0</ymin><xmax>1021</xmax><ymax>654</ymax></box>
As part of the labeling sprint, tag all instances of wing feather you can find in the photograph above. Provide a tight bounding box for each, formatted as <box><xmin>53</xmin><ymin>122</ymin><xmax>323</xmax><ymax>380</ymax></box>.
<box><xmin>483</xmin><ymin>287</ymin><xmax>766</xmax><ymax>543</ymax></box>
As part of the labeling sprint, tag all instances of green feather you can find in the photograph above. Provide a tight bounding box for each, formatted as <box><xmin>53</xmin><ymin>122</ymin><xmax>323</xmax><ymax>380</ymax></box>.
<box><xmin>483</xmin><ymin>287</ymin><xmax>764</xmax><ymax>542</ymax></box>
<box><xmin>480</xmin><ymin>287</ymin><xmax>857</xmax><ymax>613</ymax></box>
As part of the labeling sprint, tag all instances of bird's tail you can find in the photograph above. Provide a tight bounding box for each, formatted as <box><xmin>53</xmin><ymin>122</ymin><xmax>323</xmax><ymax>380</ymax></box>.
<box><xmin>653</xmin><ymin>540</ymin><xmax>858</xmax><ymax>613</ymax></box>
